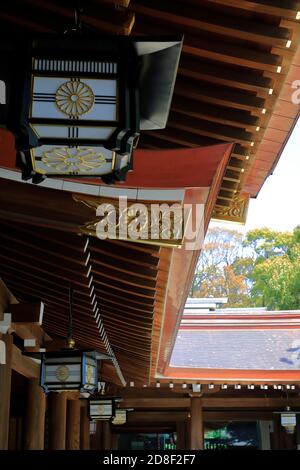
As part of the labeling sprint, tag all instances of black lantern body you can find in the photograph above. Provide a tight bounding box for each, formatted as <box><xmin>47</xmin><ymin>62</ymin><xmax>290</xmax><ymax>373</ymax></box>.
<box><xmin>40</xmin><ymin>349</ymin><xmax>98</xmax><ymax>394</ymax></box>
<box><xmin>4</xmin><ymin>35</ymin><xmax>182</xmax><ymax>183</ymax></box>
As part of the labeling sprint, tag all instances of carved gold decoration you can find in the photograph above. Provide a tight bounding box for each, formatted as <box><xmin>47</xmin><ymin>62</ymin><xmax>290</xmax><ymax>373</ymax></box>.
<box><xmin>41</xmin><ymin>147</ymin><xmax>106</xmax><ymax>174</ymax></box>
<box><xmin>55</xmin><ymin>365</ymin><xmax>70</xmax><ymax>382</ymax></box>
<box><xmin>212</xmin><ymin>192</ymin><xmax>250</xmax><ymax>224</ymax></box>
<box><xmin>56</xmin><ymin>80</ymin><xmax>94</xmax><ymax>116</ymax></box>
<box><xmin>72</xmin><ymin>194</ymin><xmax>184</xmax><ymax>248</ymax></box>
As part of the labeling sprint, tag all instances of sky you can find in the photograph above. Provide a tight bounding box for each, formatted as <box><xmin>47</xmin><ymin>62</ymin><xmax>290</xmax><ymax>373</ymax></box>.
<box><xmin>211</xmin><ymin>117</ymin><xmax>300</xmax><ymax>235</ymax></box>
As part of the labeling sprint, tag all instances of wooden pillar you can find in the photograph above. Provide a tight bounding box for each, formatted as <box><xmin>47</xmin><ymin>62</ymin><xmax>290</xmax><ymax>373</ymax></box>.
<box><xmin>103</xmin><ymin>421</ymin><xmax>112</xmax><ymax>450</ymax></box>
<box><xmin>48</xmin><ymin>392</ymin><xmax>67</xmax><ymax>450</ymax></box>
<box><xmin>0</xmin><ymin>334</ymin><xmax>13</xmax><ymax>450</ymax></box>
<box><xmin>111</xmin><ymin>433</ymin><xmax>119</xmax><ymax>450</ymax></box>
<box><xmin>66</xmin><ymin>399</ymin><xmax>81</xmax><ymax>450</ymax></box>
<box><xmin>80</xmin><ymin>400</ymin><xmax>90</xmax><ymax>450</ymax></box>
<box><xmin>176</xmin><ymin>421</ymin><xmax>186</xmax><ymax>450</ymax></box>
<box><xmin>272</xmin><ymin>414</ymin><xmax>280</xmax><ymax>450</ymax></box>
<box><xmin>189</xmin><ymin>397</ymin><xmax>204</xmax><ymax>450</ymax></box>
<box><xmin>24</xmin><ymin>378</ymin><xmax>46</xmax><ymax>449</ymax></box>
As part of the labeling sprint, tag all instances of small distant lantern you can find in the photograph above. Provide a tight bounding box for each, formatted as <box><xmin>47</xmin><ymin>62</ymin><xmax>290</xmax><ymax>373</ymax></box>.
<box><xmin>280</xmin><ymin>407</ymin><xmax>297</xmax><ymax>434</ymax></box>
<box><xmin>111</xmin><ymin>409</ymin><xmax>127</xmax><ymax>425</ymax></box>
<box><xmin>90</xmin><ymin>421</ymin><xmax>97</xmax><ymax>435</ymax></box>
<box><xmin>4</xmin><ymin>33</ymin><xmax>182</xmax><ymax>183</ymax></box>
<box><xmin>89</xmin><ymin>396</ymin><xmax>115</xmax><ymax>421</ymax></box>
<box><xmin>33</xmin><ymin>287</ymin><xmax>109</xmax><ymax>395</ymax></box>
<box><xmin>40</xmin><ymin>348</ymin><xmax>98</xmax><ymax>394</ymax></box>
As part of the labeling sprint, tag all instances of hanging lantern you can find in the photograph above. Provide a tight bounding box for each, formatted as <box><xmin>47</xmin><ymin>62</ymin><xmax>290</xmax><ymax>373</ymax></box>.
<box><xmin>280</xmin><ymin>407</ymin><xmax>297</xmax><ymax>434</ymax></box>
<box><xmin>3</xmin><ymin>32</ymin><xmax>182</xmax><ymax>183</ymax></box>
<box><xmin>40</xmin><ymin>348</ymin><xmax>99</xmax><ymax>394</ymax></box>
<box><xmin>90</xmin><ymin>421</ymin><xmax>97</xmax><ymax>435</ymax></box>
<box><xmin>89</xmin><ymin>396</ymin><xmax>116</xmax><ymax>421</ymax></box>
<box><xmin>26</xmin><ymin>286</ymin><xmax>110</xmax><ymax>394</ymax></box>
<box><xmin>111</xmin><ymin>408</ymin><xmax>127</xmax><ymax>425</ymax></box>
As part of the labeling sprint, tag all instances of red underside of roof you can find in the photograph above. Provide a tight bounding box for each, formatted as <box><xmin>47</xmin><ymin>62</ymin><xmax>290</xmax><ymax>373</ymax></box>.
<box><xmin>0</xmin><ymin>129</ymin><xmax>233</xmax><ymax>189</ymax></box>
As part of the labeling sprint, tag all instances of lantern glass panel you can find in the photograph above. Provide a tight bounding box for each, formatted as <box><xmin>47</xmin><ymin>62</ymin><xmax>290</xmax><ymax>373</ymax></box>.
<box><xmin>40</xmin><ymin>350</ymin><xmax>98</xmax><ymax>393</ymax></box>
<box><xmin>30</xmin><ymin>146</ymin><xmax>115</xmax><ymax>176</ymax></box>
<box><xmin>281</xmin><ymin>413</ymin><xmax>297</xmax><ymax>433</ymax></box>
<box><xmin>89</xmin><ymin>399</ymin><xmax>114</xmax><ymax>421</ymax></box>
<box><xmin>30</xmin><ymin>75</ymin><xmax>118</xmax><ymax>122</ymax></box>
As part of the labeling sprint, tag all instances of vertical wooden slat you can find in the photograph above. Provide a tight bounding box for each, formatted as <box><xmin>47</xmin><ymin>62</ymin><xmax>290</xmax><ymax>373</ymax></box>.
<box><xmin>0</xmin><ymin>334</ymin><xmax>13</xmax><ymax>450</ymax></box>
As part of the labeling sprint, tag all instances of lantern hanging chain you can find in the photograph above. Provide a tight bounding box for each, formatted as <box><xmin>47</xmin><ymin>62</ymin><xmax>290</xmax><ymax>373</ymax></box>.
<box><xmin>64</xmin><ymin>0</ymin><xmax>83</xmax><ymax>34</ymax></box>
<box><xmin>67</xmin><ymin>286</ymin><xmax>75</xmax><ymax>349</ymax></box>
<box><xmin>74</xmin><ymin>0</ymin><xmax>83</xmax><ymax>32</ymax></box>
<box><xmin>286</xmin><ymin>390</ymin><xmax>290</xmax><ymax>411</ymax></box>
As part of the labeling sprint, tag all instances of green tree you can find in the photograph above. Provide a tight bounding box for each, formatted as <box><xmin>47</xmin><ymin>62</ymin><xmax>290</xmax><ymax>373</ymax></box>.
<box><xmin>246</xmin><ymin>226</ymin><xmax>300</xmax><ymax>310</ymax></box>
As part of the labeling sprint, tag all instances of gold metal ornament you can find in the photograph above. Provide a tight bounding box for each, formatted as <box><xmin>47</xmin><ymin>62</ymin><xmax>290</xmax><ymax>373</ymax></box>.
<box><xmin>86</xmin><ymin>365</ymin><xmax>93</xmax><ymax>384</ymax></box>
<box><xmin>55</xmin><ymin>365</ymin><xmax>70</xmax><ymax>382</ymax></box>
<box><xmin>41</xmin><ymin>147</ymin><xmax>107</xmax><ymax>174</ymax></box>
<box><xmin>96</xmin><ymin>404</ymin><xmax>106</xmax><ymax>414</ymax></box>
<box><xmin>55</xmin><ymin>80</ymin><xmax>94</xmax><ymax>116</ymax></box>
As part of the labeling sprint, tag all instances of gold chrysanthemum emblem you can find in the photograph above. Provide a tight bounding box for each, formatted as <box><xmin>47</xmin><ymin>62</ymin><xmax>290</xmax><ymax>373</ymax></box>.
<box><xmin>56</xmin><ymin>80</ymin><xmax>94</xmax><ymax>116</ymax></box>
<box><xmin>55</xmin><ymin>365</ymin><xmax>70</xmax><ymax>382</ymax></box>
<box><xmin>41</xmin><ymin>147</ymin><xmax>106</xmax><ymax>174</ymax></box>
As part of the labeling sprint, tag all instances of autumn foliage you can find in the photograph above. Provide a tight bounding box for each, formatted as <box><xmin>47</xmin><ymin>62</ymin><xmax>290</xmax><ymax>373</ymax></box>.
<box><xmin>191</xmin><ymin>226</ymin><xmax>300</xmax><ymax>310</ymax></box>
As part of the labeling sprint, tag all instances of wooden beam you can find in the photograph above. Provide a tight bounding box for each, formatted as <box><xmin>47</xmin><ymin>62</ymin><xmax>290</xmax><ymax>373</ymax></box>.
<box><xmin>128</xmin><ymin>411</ymin><xmax>188</xmax><ymax>423</ymax></box>
<box><xmin>11</xmin><ymin>343</ymin><xmax>39</xmax><ymax>378</ymax></box>
<box><xmin>205</xmin><ymin>0</ymin><xmax>300</xmax><ymax>19</ymax></box>
<box><xmin>202</xmin><ymin>397</ymin><xmax>300</xmax><ymax>408</ymax></box>
<box><xmin>11</xmin><ymin>324</ymin><xmax>51</xmax><ymax>346</ymax></box>
<box><xmin>133</xmin><ymin>0</ymin><xmax>290</xmax><ymax>46</ymax></box>
<box><xmin>0</xmin><ymin>334</ymin><xmax>12</xmax><ymax>449</ymax></box>
<box><xmin>178</xmin><ymin>56</ymin><xmax>272</xmax><ymax>94</ymax></box>
<box><xmin>24</xmin><ymin>378</ymin><xmax>46</xmax><ymax>449</ymax></box>
<box><xmin>122</xmin><ymin>398</ymin><xmax>190</xmax><ymax>409</ymax></box>
<box><xmin>171</xmin><ymin>95</ymin><xmax>260</xmax><ymax>131</ymax></box>
<box><xmin>175</xmin><ymin>78</ymin><xmax>266</xmax><ymax>112</ymax></box>
<box><xmin>8</xmin><ymin>302</ymin><xmax>44</xmax><ymax>324</ymax></box>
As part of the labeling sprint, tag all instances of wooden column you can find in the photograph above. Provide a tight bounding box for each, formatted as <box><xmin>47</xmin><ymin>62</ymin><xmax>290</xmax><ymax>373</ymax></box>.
<box><xmin>189</xmin><ymin>397</ymin><xmax>204</xmax><ymax>450</ymax></box>
<box><xmin>80</xmin><ymin>400</ymin><xmax>90</xmax><ymax>450</ymax></box>
<box><xmin>0</xmin><ymin>334</ymin><xmax>13</xmax><ymax>450</ymax></box>
<box><xmin>176</xmin><ymin>421</ymin><xmax>186</xmax><ymax>450</ymax></box>
<box><xmin>111</xmin><ymin>433</ymin><xmax>119</xmax><ymax>450</ymax></box>
<box><xmin>48</xmin><ymin>392</ymin><xmax>67</xmax><ymax>450</ymax></box>
<box><xmin>24</xmin><ymin>378</ymin><xmax>46</xmax><ymax>449</ymax></box>
<box><xmin>66</xmin><ymin>399</ymin><xmax>81</xmax><ymax>450</ymax></box>
<box><xmin>103</xmin><ymin>421</ymin><xmax>112</xmax><ymax>450</ymax></box>
<box><xmin>271</xmin><ymin>414</ymin><xmax>280</xmax><ymax>450</ymax></box>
